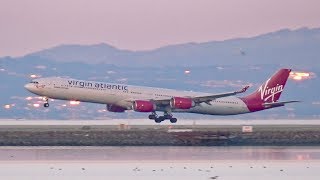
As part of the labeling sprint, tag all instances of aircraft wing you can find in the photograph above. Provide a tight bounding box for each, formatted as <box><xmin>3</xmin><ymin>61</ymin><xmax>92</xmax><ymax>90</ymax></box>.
<box><xmin>152</xmin><ymin>85</ymin><xmax>250</xmax><ymax>106</ymax></box>
<box><xmin>191</xmin><ymin>86</ymin><xmax>250</xmax><ymax>104</ymax></box>
<box><xmin>263</xmin><ymin>100</ymin><xmax>300</xmax><ymax>108</ymax></box>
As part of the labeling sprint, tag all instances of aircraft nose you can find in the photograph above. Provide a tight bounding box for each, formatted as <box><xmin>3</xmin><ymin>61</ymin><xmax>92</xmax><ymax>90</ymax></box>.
<box><xmin>24</xmin><ymin>83</ymin><xmax>34</xmax><ymax>92</ymax></box>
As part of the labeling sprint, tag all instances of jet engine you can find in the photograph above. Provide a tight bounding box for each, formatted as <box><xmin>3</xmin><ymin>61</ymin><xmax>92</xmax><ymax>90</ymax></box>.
<box><xmin>106</xmin><ymin>104</ymin><xmax>126</xmax><ymax>112</ymax></box>
<box><xmin>170</xmin><ymin>97</ymin><xmax>195</xmax><ymax>109</ymax></box>
<box><xmin>132</xmin><ymin>100</ymin><xmax>156</xmax><ymax>112</ymax></box>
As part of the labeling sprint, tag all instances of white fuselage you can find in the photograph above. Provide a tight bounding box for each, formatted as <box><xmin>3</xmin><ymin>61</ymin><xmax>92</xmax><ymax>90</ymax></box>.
<box><xmin>25</xmin><ymin>77</ymin><xmax>251</xmax><ymax>115</ymax></box>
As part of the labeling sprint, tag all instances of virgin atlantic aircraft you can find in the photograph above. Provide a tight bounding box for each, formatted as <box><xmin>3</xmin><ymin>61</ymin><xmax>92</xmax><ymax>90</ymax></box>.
<box><xmin>24</xmin><ymin>69</ymin><xmax>298</xmax><ymax>123</ymax></box>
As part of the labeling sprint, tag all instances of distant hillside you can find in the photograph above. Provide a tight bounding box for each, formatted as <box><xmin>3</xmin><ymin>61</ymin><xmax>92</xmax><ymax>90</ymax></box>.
<box><xmin>25</xmin><ymin>27</ymin><xmax>320</xmax><ymax>68</ymax></box>
<box><xmin>28</xmin><ymin>43</ymin><xmax>134</xmax><ymax>64</ymax></box>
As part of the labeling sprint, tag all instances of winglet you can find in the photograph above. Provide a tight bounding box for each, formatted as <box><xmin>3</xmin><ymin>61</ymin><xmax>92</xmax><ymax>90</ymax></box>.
<box><xmin>236</xmin><ymin>85</ymin><xmax>250</xmax><ymax>94</ymax></box>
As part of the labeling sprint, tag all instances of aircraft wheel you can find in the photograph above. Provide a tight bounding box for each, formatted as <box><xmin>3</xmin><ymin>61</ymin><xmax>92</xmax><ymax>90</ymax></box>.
<box><xmin>155</xmin><ymin>116</ymin><xmax>165</xmax><ymax>123</ymax></box>
<box><xmin>148</xmin><ymin>114</ymin><xmax>156</xmax><ymax>120</ymax></box>
<box><xmin>170</xmin><ymin>118</ymin><xmax>177</xmax><ymax>123</ymax></box>
<box><xmin>44</xmin><ymin>103</ymin><xmax>49</xmax><ymax>108</ymax></box>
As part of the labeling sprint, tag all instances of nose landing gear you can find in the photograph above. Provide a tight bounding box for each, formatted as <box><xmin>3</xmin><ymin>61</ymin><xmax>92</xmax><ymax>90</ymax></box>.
<box><xmin>43</xmin><ymin>97</ymin><xmax>49</xmax><ymax>108</ymax></box>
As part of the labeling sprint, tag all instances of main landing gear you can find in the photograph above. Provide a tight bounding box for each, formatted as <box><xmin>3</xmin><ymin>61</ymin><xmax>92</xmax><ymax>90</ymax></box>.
<box><xmin>43</xmin><ymin>97</ymin><xmax>49</xmax><ymax>108</ymax></box>
<box><xmin>148</xmin><ymin>112</ymin><xmax>177</xmax><ymax>123</ymax></box>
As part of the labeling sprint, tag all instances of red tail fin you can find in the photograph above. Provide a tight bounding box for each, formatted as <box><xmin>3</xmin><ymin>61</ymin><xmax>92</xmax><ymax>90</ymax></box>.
<box><xmin>241</xmin><ymin>69</ymin><xmax>291</xmax><ymax>112</ymax></box>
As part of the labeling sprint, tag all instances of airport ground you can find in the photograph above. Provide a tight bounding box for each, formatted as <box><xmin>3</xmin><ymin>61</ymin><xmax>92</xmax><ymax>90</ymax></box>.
<box><xmin>0</xmin><ymin>119</ymin><xmax>320</xmax><ymax>146</ymax></box>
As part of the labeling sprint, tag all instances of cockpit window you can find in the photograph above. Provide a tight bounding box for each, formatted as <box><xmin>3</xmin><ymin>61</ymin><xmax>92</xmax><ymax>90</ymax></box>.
<box><xmin>30</xmin><ymin>81</ymin><xmax>39</xmax><ymax>84</ymax></box>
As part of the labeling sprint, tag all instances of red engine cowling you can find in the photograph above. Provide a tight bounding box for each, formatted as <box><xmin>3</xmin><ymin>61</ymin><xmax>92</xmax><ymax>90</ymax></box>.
<box><xmin>170</xmin><ymin>97</ymin><xmax>195</xmax><ymax>109</ymax></box>
<box><xmin>106</xmin><ymin>104</ymin><xmax>126</xmax><ymax>112</ymax></box>
<box><xmin>132</xmin><ymin>100</ymin><xmax>156</xmax><ymax>112</ymax></box>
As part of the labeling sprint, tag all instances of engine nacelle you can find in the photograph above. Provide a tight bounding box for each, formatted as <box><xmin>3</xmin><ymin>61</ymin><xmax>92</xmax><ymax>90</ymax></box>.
<box><xmin>132</xmin><ymin>100</ymin><xmax>156</xmax><ymax>112</ymax></box>
<box><xmin>170</xmin><ymin>97</ymin><xmax>195</xmax><ymax>109</ymax></box>
<box><xmin>106</xmin><ymin>104</ymin><xmax>126</xmax><ymax>112</ymax></box>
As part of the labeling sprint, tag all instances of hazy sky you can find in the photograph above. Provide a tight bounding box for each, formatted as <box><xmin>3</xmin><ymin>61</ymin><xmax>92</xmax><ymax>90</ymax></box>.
<box><xmin>0</xmin><ymin>0</ymin><xmax>320</xmax><ymax>57</ymax></box>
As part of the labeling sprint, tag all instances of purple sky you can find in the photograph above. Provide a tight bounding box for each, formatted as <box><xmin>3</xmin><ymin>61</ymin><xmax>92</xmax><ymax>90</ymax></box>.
<box><xmin>0</xmin><ymin>0</ymin><xmax>320</xmax><ymax>57</ymax></box>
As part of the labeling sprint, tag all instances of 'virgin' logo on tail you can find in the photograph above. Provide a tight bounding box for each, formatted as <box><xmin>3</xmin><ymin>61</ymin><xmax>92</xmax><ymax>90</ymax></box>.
<box><xmin>258</xmin><ymin>79</ymin><xmax>284</xmax><ymax>102</ymax></box>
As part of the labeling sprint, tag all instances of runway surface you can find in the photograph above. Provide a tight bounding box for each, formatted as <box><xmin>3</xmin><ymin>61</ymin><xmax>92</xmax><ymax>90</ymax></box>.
<box><xmin>1</xmin><ymin>119</ymin><xmax>320</xmax><ymax>146</ymax></box>
<box><xmin>0</xmin><ymin>146</ymin><xmax>320</xmax><ymax>180</ymax></box>
<box><xmin>1</xmin><ymin>119</ymin><xmax>320</xmax><ymax>126</ymax></box>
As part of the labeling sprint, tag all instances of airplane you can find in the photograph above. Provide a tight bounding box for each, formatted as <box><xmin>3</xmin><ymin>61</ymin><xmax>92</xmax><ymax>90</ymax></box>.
<box><xmin>24</xmin><ymin>68</ymin><xmax>299</xmax><ymax>123</ymax></box>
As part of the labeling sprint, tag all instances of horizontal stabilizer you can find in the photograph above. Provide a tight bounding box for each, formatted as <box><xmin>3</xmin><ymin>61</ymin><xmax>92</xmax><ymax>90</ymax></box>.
<box><xmin>263</xmin><ymin>100</ymin><xmax>300</xmax><ymax>108</ymax></box>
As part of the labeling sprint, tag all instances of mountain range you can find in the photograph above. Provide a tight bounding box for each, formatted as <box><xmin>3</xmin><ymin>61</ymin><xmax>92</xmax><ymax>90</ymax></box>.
<box><xmin>25</xmin><ymin>27</ymin><xmax>320</xmax><ymax>68</ymax></box>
